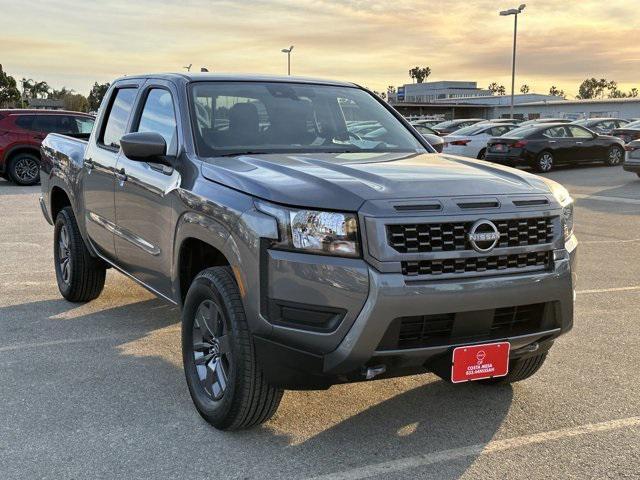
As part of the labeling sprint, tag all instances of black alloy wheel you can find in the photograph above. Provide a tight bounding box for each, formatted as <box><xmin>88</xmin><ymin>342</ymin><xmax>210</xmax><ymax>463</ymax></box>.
<box><xmin>9</xmin><ymin>153</ymin><xmax>40</xmax><ymax>185</ymax></box>
<box><xmin>192</xmin><ymin>299</ymin><xmax>232</xmax><ymax>401</ymax></box>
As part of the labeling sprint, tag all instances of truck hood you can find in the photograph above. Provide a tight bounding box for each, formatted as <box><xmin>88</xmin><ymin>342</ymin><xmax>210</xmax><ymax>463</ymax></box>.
<box><xmin>200</xmin><ymin>151</ymin><xmax>551</xmax><ymax>211</ymax></box>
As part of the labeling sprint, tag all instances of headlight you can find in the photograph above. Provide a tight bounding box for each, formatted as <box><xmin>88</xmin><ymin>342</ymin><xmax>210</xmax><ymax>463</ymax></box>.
<box><xmin>546</xmin><ymin>180</ymin><xmax>574</xmax><ymax>240</ymax></box>
<box><xmin>256</xmin><ymin>201</ymin><xmax>360</xmax><ymax>257</ymax></box>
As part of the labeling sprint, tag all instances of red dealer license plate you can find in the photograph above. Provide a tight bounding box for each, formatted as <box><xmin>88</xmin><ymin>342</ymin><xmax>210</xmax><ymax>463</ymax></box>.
<box><xmin>451</xmin><ymin>342</ymin><xmax>510</xmax><ymax>383</ymax></box>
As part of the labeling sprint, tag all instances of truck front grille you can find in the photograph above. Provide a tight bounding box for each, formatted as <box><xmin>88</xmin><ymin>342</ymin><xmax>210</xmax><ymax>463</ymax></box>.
<box><xmin>387</xmin><ymin>217</ymin><xmax>553</xmax><ymax>253</ymax></box>
<box><xmin>377</xmin><ymin>303</ymin><xmax>550</xmax><ymax>350</ymax></box>
<box><xmin>402</xmin><ymin>251</ymin><xmax>551</xmax><ymax>277</ymax></box>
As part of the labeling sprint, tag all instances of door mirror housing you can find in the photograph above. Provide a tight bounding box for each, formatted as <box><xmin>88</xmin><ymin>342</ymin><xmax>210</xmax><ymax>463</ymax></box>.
<box><xmin>120</xmin><ymin>132</ymin><xmax>169</xmax><ymax>163</ymax></box>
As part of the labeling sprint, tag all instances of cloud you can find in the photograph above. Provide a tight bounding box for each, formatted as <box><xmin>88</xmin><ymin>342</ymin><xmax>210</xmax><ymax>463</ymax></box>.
<box><xmin>1</xmin><ymin>0</ymin><xmax>638</xmax><ymax>97</ymax></box>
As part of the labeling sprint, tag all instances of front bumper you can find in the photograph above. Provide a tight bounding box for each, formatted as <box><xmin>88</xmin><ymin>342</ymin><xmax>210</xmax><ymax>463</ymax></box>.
<box><xmin>256</xmin><ymin>236</ymin><xmax>577</xmax><ymax>389</ymax></box>
<box><xmin>623</xmin><ymin>159</ymin><xmax>640</xmax><ymax>173</ymax></box>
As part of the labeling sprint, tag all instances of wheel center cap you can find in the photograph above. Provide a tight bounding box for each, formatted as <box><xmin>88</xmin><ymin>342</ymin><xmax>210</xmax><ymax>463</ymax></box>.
<box><xmin>210</xmin><ymin>341</ymin><xmax>220</xmax><ymax>356</ymax></box>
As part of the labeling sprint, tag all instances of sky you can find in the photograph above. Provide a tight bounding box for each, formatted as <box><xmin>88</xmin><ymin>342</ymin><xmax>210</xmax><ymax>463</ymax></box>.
<box><xmin>1</xmin><ymin>0</ymin><xmax>639</xmax><ymax>98</ymax></box>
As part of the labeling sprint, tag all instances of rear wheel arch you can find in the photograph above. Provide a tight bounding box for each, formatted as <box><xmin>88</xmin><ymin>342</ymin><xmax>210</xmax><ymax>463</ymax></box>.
<box><xmin>50</xmin><ymin>186</ymin><xmax>72</xmax><ymax>221</ymax></box>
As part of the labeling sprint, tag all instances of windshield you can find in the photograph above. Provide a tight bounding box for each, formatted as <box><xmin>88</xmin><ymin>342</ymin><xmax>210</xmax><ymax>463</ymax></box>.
<box><xmin>190</xmin><ymin>82</ymin><xmax>425</xmax><ymax>156</ymax></box>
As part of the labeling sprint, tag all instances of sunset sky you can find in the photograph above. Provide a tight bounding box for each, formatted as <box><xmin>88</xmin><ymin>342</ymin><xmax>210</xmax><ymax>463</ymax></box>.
<box><xmin>1</xmin><ymin>0</ymin><xmax>639</xmax><ymax>98</ymax></box>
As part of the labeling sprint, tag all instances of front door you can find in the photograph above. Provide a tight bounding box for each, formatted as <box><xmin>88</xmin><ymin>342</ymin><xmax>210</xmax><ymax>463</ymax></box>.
<box><xmin>113</xmin><ymin>83</ymin><xmax>180</xmax><ymax>298</ymax></box>
<box><xmin>567</xmin><ymin>125</ymin><xmax>602</xmax><ymax>162</ymax></box>
<box><xmin>82</xmin><ymin>86</ymin><xmax>139</xmax><ymax>259</ymax></box>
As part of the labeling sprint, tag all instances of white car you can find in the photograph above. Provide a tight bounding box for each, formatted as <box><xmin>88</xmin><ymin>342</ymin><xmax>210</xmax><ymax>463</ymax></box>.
<box><xmin>443</xmin><ymin>123</ymin><xmax>518</xmax><ymax>159</ymax></box>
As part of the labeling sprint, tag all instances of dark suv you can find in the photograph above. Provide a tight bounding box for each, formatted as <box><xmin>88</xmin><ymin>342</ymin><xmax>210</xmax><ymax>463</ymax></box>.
<box><xmin>0</xmin><ymin>109</ymin><xmax>94</xmax><ymax>185</ymax></box>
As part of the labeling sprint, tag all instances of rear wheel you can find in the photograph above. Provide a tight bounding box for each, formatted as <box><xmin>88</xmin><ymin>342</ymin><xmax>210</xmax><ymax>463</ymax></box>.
<box><xmin>477</xmin><ymin>148</ymin><xmax>487</xmax><ymax>160</ymax></box>
<box><xmin>54</xmin><ymin>207</ymin><xmax>106</xmax><ymax>302</ymax></box>
<box><xmin>8</xmin><ymin>153</ymin><xmax>40</xmax><ymax>185</ymax></box>
<box><xmin>605</xmin><ymin>145</ymin><xmax>624</xmax><ymax>166</ymax></box>
<box><xmin>480</xmin><ymin>353</ymin><xmax>548</xmax><ymax>384</ymax></box>
<box><xmin>182</xmin><ymin>267</ymin><xmax>283</xmax><ymax>430</ymax></box>
<box><xmin>534</xmin><ymin>151</ymin><xmax>554</xmax><ymax>173</ymax></box>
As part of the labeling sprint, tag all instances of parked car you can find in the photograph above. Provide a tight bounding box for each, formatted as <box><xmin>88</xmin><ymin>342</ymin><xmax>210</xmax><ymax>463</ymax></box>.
<box><xmin>478</xmin><ymin>118</ymin><xmax>522</xmax><ymax>124</ymax></box>
<box><xmin>40</xmin><ymin>73</ymin><xmax>577</xmax><ymax>430</ymax></box>
<box><xmin>571</xmin><ymin>118</ymin><xmax>628</xmax><ymax>135</ymax></box>
<box><xmin>431</xmin><ymin>118</ymin><xmax>484</xmax><ymax>135</ymax></box>
<box><xmin>623</xmin><ymin>140</ymin><xmax>640</xmax><ymax>177</ymax></box>
<box><xmin>611</xmin><ymin>120</ymin><xmax>640</xmax><ymax>144</ymax></box>
<box><xmin>485</xmin><ymin>123</ymin><xmax>625</xmax><ymax>172</ymax></box>
<box><xmin>519</xmin><ymin>118</ymin><xmax>572</xmax><ymax>127</ymax></box>
<box><xmin>410</xmin><ymin>119</ymin><xmax>443</xmax><ymax>128</ymax></box>
<box><xmin>0</xmin><ymin>109</ymin><xmax>94</xmax><ymax>185</ymax></box>
<box><xmin>408</xmin><ymin>123</ymin><xmax>444</xmax><ymax>152</ymax></box>
<box><xmin>443</xmin><ymin>122</ymin><xmax>518</xmax><ymax>159</ymax></box>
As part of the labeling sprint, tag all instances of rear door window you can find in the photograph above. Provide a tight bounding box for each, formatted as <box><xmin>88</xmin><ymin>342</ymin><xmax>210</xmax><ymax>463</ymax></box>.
<box><xmin>543</xmin><ymin>126</ymin><xmax>568</xmax><ymax>138</ymax></box>
<box><xmin>100</xmin><ymin>88</ymin><xmax>138</xmax><ymax>149</ymax></box>
<box><xmin>15</xmin><ymin>115</ymin><xmax>35</xmax><ymax>130</ymax></box>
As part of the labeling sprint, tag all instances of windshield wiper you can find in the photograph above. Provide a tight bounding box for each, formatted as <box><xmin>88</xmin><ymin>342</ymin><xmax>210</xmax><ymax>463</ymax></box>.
<box><xmin>217</xmin><ymin>151</ymin><xmax>271</xmax><ymax>157</ymax></box>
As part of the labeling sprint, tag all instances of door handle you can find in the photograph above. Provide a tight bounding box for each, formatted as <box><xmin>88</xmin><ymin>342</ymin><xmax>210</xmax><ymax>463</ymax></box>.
<box><xmin>548</xmin><ymin>140</ymin><xmax>557</xmax><ymax>143</ymax></box>
<box><xmin>115</xmin><ymin>168</ymin><xmax>128</xmax><ymax>184</ymax></box>
<box><xmin>576</xmin><ymin>141</ymin><xmax>583</xmax><ymax>144</ymax></box>
<box><xmin>84</xmin><ymin>158</ymin><xmax>94</xmax><ymax>172</ymax></box>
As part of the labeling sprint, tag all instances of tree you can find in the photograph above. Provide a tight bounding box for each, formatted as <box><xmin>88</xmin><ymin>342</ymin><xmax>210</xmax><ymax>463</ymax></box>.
<box><xmin>62</xmin><ymin>93</ymin><xmax>89</xmax><ymax>112</ymax></box>
<box><xmin>549</xmin><ymin>86</ymin><xmax>565</xmax><ymax>98</ymax></box>
<box><xmin>488</xmin><ymin>82</ymin><xmax>506</xmax><ymax>95</ymax></box>
<box><xmin>88</xmin><ymin>82</ymin><xmax>110</xmax><ymax>111</ymax></box>
<box><xmin>577</xmin><ymin>78</ymin><xmax>611</xmax><ymax>99</ymax></box>
<box><xmin>520</xmin><ymin>84</ymin><xmax>530</xmax><ymax>94</ymax></box>
<box><xmin>387</xmin><ymin>85</ymin><xmax>396</xmax><ymax>94</ymax></box>
<box><xmin>629</xmin><ymin>88</ymin><xmax>639</xmax><ymax>98</ymax></box>
<box><xmin>30</xmin><ymin>81</ymin><xmax>50</xmax><ymax>99</ymax></box>
<box><xmin>0</xmin><ymin>64</ymin><xmax>21</xmax><ymax>107</ymax></box>
<box><xmin>408</xmin><ymin>66</ymin><xmax>431</xmax><ymax>84</ymax></box>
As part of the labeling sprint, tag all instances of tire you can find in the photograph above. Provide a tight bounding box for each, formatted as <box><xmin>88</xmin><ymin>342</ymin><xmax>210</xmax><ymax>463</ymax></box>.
<box><xmin>182</xmin><ymin>266</ymin><xmax>283</xmax><ymax>430</ymax></box>
<box><xmin>534</xmin><ymin>151</ymin><xmax>554</xmax><ymax>173</ymax></box>
<box><xmin>477</xmin><ymin>148</ymin><xmax>487</xmax><ymax>160</ymax></box>
<box><xmin>53</xmin><ymin>207</ymin><xmax>106</xmax><ymax>302</ymax></box>
<box><xmin>605</xmin><ymin>145</ymin><xmax>624</xmax><ymax>166</ymax></box>
<box><xmin>8</xmin><ymin>152</ymin><xmax>40</xmax><ymax>185</ymax></box>
<box><xmin>480</xmin><ymin>353</ymin><xmax>548</xmax><ymax>385</ymax></box>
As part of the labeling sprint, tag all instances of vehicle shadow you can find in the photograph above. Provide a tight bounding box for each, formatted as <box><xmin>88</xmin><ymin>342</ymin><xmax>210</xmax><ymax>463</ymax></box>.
<box><xmin>0</xmin><ymin>295</ymin><xmax>513</xmax><ymax>480</ymax></box>
<box><xmin>0</xmin><ymin>178</ymin><xmax>41</xmax><ymax>196</ymax></box>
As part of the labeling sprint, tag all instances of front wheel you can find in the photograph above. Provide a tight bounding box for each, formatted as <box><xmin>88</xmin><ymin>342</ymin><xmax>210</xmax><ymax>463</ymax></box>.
<box><xmin>534</xmin><ymin>151</ymin><xmax>554</xmax><ymax>173</ymax></box>
<box><xmin>605</xmin><ymin>145</ymin><xmax>624</xmax><ymax>166</ymax></box>
<box><xmin>8</xmin><ymin>153</ymin><xmax>40</xmax><ymax>185</ymax></box>
<box><xmin>54</xmin><ymin>207</ymin><xmax>106</xmax><ymax>302</ymax></box>
<box><xmin>182</xmin><ymin>267</ymin><xmax>283</xmax><ymax>430</ymax></box>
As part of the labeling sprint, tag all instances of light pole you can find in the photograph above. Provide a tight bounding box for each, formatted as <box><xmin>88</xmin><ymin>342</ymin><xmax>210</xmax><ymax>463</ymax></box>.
<box><xmin>500</xmin><ymin>4</ymin><xmax>525</xmax><ymax>119</ymax></box>
<box><xmin>281</xmin><ymin>46</ymin><xmax>294</xmax><ymax>75</ymax></box>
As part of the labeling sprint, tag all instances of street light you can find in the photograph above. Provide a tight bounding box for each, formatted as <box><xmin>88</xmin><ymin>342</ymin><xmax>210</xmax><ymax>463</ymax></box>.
<box><xmin>281</xmin><ymin>45</ymin><xmax>294</xmax><ymax>75</ymax></box>
<box><xmin>500</xmin><ymin>4</ymin><xmax>526</xmax><ymax>119</ymax></box>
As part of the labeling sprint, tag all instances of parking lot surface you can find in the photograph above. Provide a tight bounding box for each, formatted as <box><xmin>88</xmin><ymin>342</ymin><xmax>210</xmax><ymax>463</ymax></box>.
<box><xmin>1</xmin><ymin>165</ymin><xmax>639</xmax><ymax>479</ymax></box>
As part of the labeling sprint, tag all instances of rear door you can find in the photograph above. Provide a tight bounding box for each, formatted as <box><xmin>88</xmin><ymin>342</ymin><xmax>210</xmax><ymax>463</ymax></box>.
<box><xmin>82</xmin><ymin>85</ymin><xmax>139</xmax><ymax>260</ymax></box>
<box><xmin>539</xmin><ymin>126</ymin><xmax>570</xmax><ymax>163</ymax></box>
<box><xmin>113</xmin><ymin>81</ymin><xmax>180</xmax><ymax>298</ymax></box>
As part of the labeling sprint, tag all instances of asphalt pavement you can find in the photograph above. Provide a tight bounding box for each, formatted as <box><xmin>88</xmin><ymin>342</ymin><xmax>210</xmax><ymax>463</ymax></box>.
<box><xmin>1</xmin><ymin>164</ymin><xmax>639</xmax><ymax>479</ymax></box>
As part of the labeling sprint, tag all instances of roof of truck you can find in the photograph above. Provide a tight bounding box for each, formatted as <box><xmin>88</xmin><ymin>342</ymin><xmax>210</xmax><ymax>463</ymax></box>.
<box><xmin>114</xmin><ymin>73</ymin><xmax>358</xmax><ymax>88</ymax></box>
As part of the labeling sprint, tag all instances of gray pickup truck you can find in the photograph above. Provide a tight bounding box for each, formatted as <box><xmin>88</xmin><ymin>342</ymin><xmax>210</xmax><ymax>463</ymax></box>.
<box><xmin>40</xmin><ymin>73</ymin><xmax>577</xmax><ymax>430</ymax></box>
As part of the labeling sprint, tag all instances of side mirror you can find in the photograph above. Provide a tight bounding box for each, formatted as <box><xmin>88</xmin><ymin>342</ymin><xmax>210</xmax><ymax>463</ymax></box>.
<box><xmin>120</xmin><ymin>132</ymin><xmax>168</xmax><ymax>162</ymax></box>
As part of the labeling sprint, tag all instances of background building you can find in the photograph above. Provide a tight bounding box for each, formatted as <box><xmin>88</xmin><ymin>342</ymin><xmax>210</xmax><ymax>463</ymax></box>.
<box><xmin>388</xmin><ymin>80</ymin><xmax>640</xmax><ymax>120</ymax></box>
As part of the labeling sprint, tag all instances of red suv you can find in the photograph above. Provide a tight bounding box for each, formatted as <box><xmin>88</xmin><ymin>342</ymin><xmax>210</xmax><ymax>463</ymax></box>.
<box><xmin>0</xmin><ymin>110</ymin><xmax>94</xmax><ymax>185</ymax></box>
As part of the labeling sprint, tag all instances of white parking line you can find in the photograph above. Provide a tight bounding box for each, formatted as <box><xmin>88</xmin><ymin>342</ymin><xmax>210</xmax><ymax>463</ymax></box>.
<box><xmin>577</xmin><ymin>285</ymin><xmax>640</xmax><ymax>294</ymax></box>
<box><xmin>573</xmin><ymin>193</ymin><xmax>640</xmax><ymax>205</ymax></box>
<box><xmin>307</xmin><ymin>416</ymin><xmax>640</xmax><ymax>480</ymax></box>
